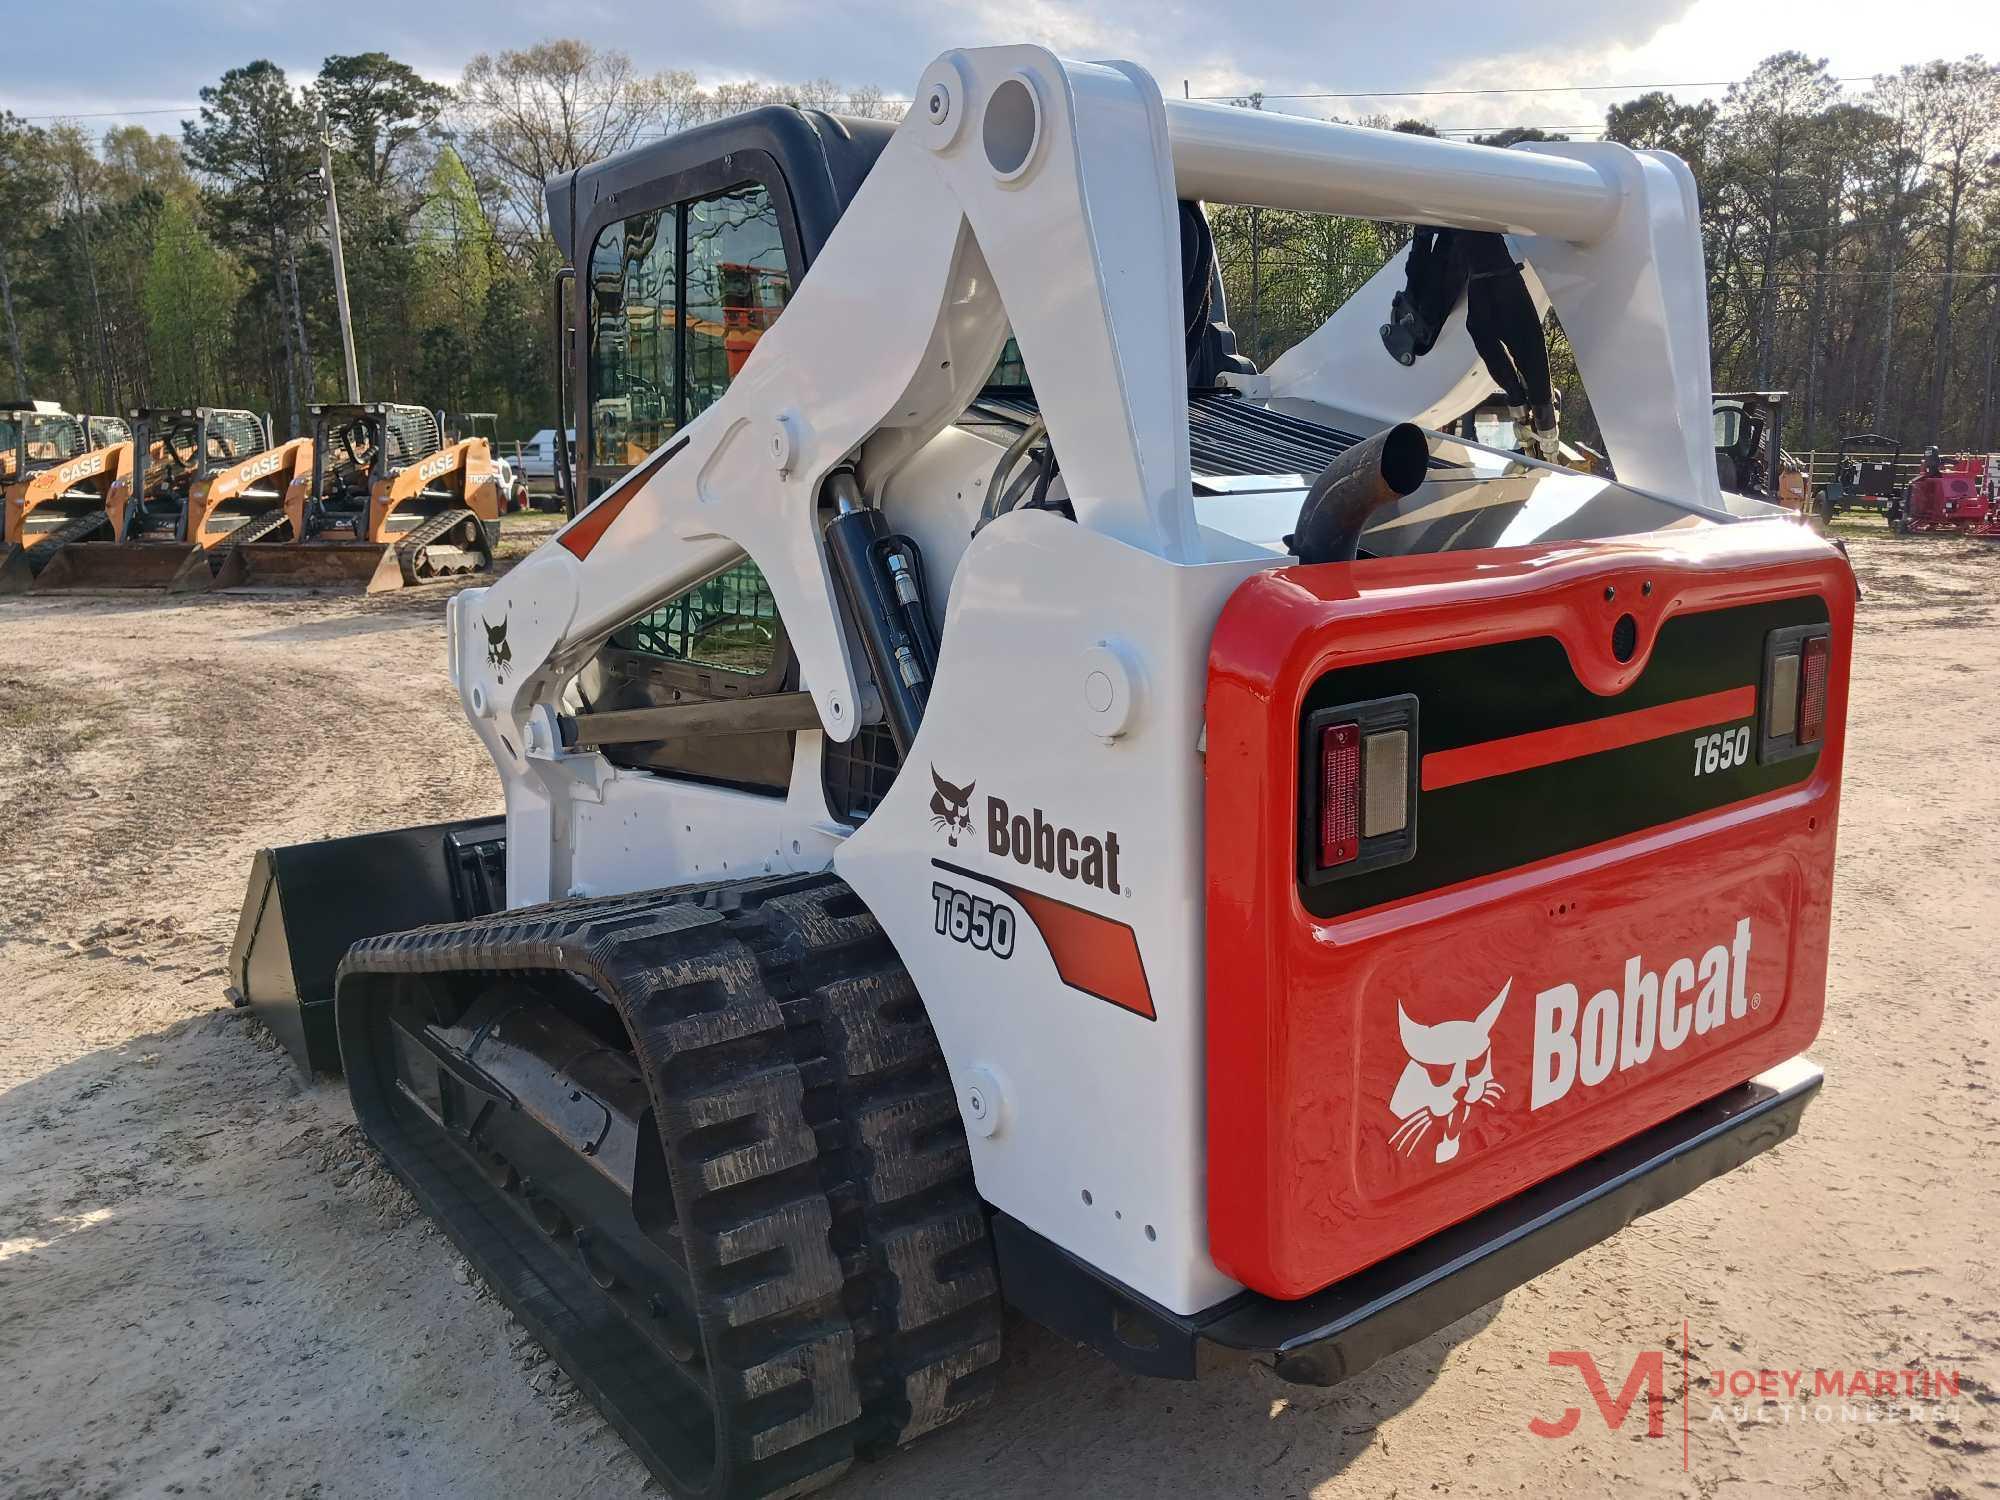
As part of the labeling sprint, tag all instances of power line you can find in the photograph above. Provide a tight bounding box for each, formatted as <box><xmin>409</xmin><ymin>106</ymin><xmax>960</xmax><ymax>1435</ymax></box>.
<box><xmin>9</xmin><ymin>105</ymin><xmax>201</xmax><ymax>121</ymax></box>
<box><xmin>11</xmin><ymin>69</ymin><xmax>1894</xmax><ymax>124</ymax></box>
<box><xmin>9</xmin><ymin>96</ymin><xmax>910</xmax><ymax>123</ymax></box>
<box><xmin>1190</xmin><ymin>76</ymin><xmax>1875</xmax><ymax>102</ymax></box>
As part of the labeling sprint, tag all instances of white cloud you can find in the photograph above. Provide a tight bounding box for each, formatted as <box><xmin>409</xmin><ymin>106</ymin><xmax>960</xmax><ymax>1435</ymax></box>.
<box><xmin>3</xmin><ymin>0</ymin><xmax>1987</xmax><ymax>137</ymax></box>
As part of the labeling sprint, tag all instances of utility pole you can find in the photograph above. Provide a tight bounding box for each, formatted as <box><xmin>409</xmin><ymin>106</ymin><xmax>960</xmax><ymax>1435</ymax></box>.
<box><xmin>317</xmin><ymin>109</ymin><xmax>361</xmax><ymax>403</ymax></box>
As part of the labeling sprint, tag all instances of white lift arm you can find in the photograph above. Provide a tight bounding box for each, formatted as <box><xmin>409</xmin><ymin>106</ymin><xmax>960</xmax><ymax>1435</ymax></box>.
<box><xmin>452</xmin><ymin>44</ymin><xmax>1719</xmax><ymax>804</ymax></box>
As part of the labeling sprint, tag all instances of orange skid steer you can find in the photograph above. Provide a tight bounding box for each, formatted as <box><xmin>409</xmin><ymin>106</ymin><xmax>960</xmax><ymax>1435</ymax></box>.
<box><xmin>32</xmin><ymin>407</ymin><xmax>301</xmax><ymax>592</ymax></box>
<box><xmin>0</xmin><ymin>411</ymin><xmax>134</xmax><ymax>593</ymax></box>
<box><xmin>221</xmin><ymin>402</ymin><xmax>502</xmax><ymax>592</ymax></box>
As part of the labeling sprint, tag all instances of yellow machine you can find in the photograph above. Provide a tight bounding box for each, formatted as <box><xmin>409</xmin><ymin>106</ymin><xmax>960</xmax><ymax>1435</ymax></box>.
<box><xmin>31</xmin><ymin>407</ymin><xmax>308</xmax><ymax>592</ymax></box>
<box><xmin>226</xmin><ymin>402</ymin><xmax>502</xmax><ymax>591</ymax></box>
<box><xmin>0</xmin><ymin>410</ymin><xmax>135</xmax><ymax>593</ymax></box>
<box><xmin>187</xmin><ymin>435</ymin><xmax>314</xmax><ymax>548</ymax></box>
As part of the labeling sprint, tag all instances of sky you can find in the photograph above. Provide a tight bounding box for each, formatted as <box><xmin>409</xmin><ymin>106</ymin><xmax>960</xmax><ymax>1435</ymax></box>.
<box><xmin>3</xmin><ymin>0</ymin><xmax>1992</xmax><ymax>139</ymax></box>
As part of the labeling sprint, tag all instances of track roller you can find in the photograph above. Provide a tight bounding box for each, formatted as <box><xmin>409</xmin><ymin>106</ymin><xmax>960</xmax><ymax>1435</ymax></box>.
<box><xmin>335</xmin><ymin>873</ymin><xmax>1001</xmax><ymax>1499</ymax></box>
<box><xmin>393</xmin><ymin>507</ymin><xmax>497</xmax><ymax>585</ymax></box>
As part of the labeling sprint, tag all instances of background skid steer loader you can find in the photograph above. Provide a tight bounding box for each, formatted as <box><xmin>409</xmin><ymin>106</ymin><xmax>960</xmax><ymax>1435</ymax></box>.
<box><xmin>221</xmin><ymin>402</ymin><xmax>501</xmax><ymax>592</ymax></box>
<box><xmin>0</xmin><ymin>411</ymin><xmax>134</xmax><ymax>592</ymax></box>
<box><xmin>228</xmin><ymin>49</ymin><xmax>1850</xmax><ymax>1498</ymax></box>
<box><xmin>33</xmin><ymin>406</ymin><xmax>285</xmax><ymax>592</ymax></box>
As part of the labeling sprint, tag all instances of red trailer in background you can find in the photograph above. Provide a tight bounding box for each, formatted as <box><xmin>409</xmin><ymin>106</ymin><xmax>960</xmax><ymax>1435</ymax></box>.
<box><xmin>1895</xmin><ymin>449</ymin><xmax>2000</xmax><ymax>536</ymax></box>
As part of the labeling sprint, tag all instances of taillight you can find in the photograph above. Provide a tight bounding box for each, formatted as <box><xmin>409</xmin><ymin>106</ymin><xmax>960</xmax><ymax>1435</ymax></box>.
<box><xmin>1301</xmin><ymin>694</ymin><xmax>1418</xmax><ymax>884</ymax></box>
<box><xmin>1319</xmin><ymin>723</ymin><xmax>1360</xmax><ymax>866</ymax></box>
<box><xmin>1798</xmin><ymin>635</ymin><xmax>1828</xmax><ymax>744</ymax></box>
<box><xmin>1760</xmin><ymin>624</ymin><xmax>1832</xmax><ymax>763</ymax></box>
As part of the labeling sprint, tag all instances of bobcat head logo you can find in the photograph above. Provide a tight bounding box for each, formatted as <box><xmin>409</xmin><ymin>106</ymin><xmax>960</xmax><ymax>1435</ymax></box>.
<box><xmin>484</xmin><ymin>614</ymin><xmax>511</xmax><ymax>675</ymax></box>
<box><xmin>930</xmin><ymin>767</ymin><xmax>975</xmax><ymax>847</ymax></box>
<box><xmin>1388</xmin><ymin>982</ymin><xmax>1509</xmax><ymax>1165</ymax></box>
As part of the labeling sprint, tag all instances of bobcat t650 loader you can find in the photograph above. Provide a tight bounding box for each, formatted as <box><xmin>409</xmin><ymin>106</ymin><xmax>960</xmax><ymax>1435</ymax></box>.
<box><xmin>230</xmin><ymin>47</ymin><xmax>1850</xmax><ymax>1498</ymax></box>
<box><xmin>219</xmin><ymin>401</ymin><xmax>501</xmax><ymax>591</ymax></box>
<box><xmin>0</xmin><ymin>410</ymin><xmax>134</xmax><ymax>592</ymax></box>
<box><xmin>31</xmin><ymin>406</ymin><xmax>304</xmax><ymax>592</ymax></box>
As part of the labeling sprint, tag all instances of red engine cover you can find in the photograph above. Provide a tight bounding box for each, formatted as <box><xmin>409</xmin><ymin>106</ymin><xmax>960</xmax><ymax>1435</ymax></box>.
<box><xmin>1204</xmin><ymin>521</ymin><xmax>1853</xmax><ymax>1300</ymax></box>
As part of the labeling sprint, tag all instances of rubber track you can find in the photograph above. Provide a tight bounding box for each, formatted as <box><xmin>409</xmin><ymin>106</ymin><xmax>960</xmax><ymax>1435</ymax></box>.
<box><xmin>17</xmin><ymin>508</ymin><xmax>111</xmax><ymax>573</ymax></box>
<box><xmin>700</xmin><ymin>876</ymin><xmax>1003</xmax><ymax>1450</ymax></box>
<box><xmin>393</xmin><ymin>505</ymin><xmax>493</xmax><ymax>584</ymax></box>
<box><xmin>217</xmin><ymin>507</ymin><xmax>291</xmax><ymax>548</ymax></box>
<box><xmin>336</xmin><ymin>871</ymin><xmax>999</xmax><ymax>1497</ymax></box>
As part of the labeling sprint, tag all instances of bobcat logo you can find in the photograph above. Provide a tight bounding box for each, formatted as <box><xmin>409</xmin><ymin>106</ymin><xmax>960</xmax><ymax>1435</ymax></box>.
<box><xmin>1388</xmin><ymin>982</ymin><xmax>1509</xmax><ymax>1165</ymax></box>
<box><xmin>930</xmin><ymin>767</ymin><xmax>975</xmax><ymax>847</ymax></box>
<box><xmin>484</xmin><ymin>614</ymin><xmax>511</xmax><ymax>676</ymax></box>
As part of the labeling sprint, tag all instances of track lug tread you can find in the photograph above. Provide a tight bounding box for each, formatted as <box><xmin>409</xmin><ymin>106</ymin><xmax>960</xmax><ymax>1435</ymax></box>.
<box><xmin>336</xmin><ymin>867</ymin><xmax>1000</xmax><ymax>1494</ymax></box>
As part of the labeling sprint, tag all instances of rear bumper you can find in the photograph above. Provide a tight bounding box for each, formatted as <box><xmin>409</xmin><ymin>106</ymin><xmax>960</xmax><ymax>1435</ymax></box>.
<box><xmin>994</xmin><ymin>1056</ymin><xmax>1821</xmax><ymax>1384</ymax></box>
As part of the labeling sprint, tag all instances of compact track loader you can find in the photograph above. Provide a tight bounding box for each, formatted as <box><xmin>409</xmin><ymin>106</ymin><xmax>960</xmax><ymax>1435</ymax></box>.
<box><xmin>0</xmin><ymin>410</ymin><xmax>134</xmax><ymax>592</ymax></box>
<box><xmin>220</xmin><ymin>401</ymin><xmax>501</xmax><ymax>591</ymax></box>
<box><xmin>229</xmin><ymin>48</ymin><xmax>1851</xmax><ymax>1497</ymax></box>
<box><xmin>31</xmin><ymin>406</ymin><xmax>303</xmax><ymax>592</ymax></box>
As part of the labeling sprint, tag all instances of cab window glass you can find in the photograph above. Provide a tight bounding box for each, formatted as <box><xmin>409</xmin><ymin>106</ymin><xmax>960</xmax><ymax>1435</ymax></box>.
<box><xmin>684</xmin><ymin>187</ymin><xmax>790</xmax><ymax>422</ymax></box>
<box><xmin>989</xmin><ymin>336</ymin><xmax>1028</xmax><ymax>387</ymax></box>
<box><xmin>588</xmin><ymin>183</ymin><xmax>790</xmax><ymax>470</ymax></box>
<box><xmin>609</xmin><ymin>560</ymin><xmax>780</xmax><ymax>677</ymax></box>
<box><xmin>588</xmin><ymin>206</ymin><xmax>678</xmax><ymax>471</ymax></box>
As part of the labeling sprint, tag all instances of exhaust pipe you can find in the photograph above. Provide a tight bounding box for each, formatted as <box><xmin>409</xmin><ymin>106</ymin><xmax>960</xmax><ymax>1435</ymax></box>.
<box><xmin>1287</xmin><ymin>423</ymin><xmax>1431</xmax><ymax>565</ymax></box>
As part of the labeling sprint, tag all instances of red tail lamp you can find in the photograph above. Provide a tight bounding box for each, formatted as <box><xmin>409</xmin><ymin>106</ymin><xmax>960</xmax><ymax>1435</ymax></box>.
<box><xmin>1798</xmin><ymin>635</ymin><xmax>1829</xmax><ymax>745</ymax></box>
<box><xmin>1318</xmin><ymin>723</ymin><xmax>1360</xmax><ymax>866</ymax></box>
<box><xmin>1301</xmin><ymin>695</ymin><xmax>1418</xmax><ymax>884</ymax></box>
<box><xmin>1760</xmin><ymin>624</ymin><xmax>1831</xmax><ymax>764</ymax></box>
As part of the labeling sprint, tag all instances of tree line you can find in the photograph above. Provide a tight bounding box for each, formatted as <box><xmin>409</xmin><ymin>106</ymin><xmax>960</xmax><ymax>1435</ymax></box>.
<box><xmin>0</xmin><ymin>44</ymin><xmax>1995</xmax><ymax>454</ymax></box>
<box><xmin>1208</xmin><ymin>52</ymin><xmax>2000</xmax><ymax>453</ymax></box>
<box><xmin>0</xmin><ymin>44</ymin><xmax>899</xmax><ymax>442</ymax></box>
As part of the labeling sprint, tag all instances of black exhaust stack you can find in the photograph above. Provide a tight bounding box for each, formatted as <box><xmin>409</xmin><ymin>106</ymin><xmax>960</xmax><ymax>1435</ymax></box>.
<box><xmin>1287</xmin><ymin>423</ymin><xmax>1431</xmax><ymax>565</ymax></box>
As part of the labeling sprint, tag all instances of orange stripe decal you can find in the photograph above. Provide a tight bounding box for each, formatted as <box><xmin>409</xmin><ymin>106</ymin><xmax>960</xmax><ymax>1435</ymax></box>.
<box><xmin>555</xmin><ymin>438</ymin><xmax>685</xmax><ymax>561</ymax></box>
<box><xmin>935</xmin><ymin>860</ymin><xmax>1155</xmax><ymax>1020</ymax></box>
<box><xmin>1420</xmin><ymin>684</ymin><xmax>1758</xmax><ymax>791</ymax></box>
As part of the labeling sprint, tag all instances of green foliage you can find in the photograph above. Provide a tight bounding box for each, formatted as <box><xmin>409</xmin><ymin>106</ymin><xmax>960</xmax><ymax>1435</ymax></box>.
<box><xmin>143</xmin><ymin>196</ymin><xmax>240</xmax><ymax>403</ymax></box>
<box><xmin>0</xmin><ymin>111</ymin><xmax>59</xmax><ymax>398</ymax></box>
<box><xmin>412</xmin><ymin>150</ymin><xmax>496</xmax><ymax>414</ymax></box>
<box><xmin>1210</xmin><ymin>204</ymin><xmax>1405</xmax><ymax>368</ymax></box>
<box><xmin>1</xmin><ymin>40</ymin><xmax>1995</xmax><ymax>462</ymax></box>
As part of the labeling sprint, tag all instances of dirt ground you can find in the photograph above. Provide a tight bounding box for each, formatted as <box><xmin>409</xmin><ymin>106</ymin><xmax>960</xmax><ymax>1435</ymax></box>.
<box><xmin>1</xmin><ymin>521</ymin><xmax>1996</xmax><ymax>1499</ymax></box>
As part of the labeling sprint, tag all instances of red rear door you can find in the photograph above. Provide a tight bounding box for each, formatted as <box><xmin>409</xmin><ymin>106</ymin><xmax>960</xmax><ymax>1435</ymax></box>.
<box><xmin>1204</xmin><ymin>520</ymin><xmax>1852</xmax><ymax>1300</ymax></box>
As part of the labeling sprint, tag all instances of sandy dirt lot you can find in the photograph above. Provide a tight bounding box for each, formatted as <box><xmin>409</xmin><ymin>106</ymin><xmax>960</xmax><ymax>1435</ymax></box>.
<box><xmin>1</xmin><ymin>524</ymin><xmax>1996</xmax><ymax>1499</ymax></box>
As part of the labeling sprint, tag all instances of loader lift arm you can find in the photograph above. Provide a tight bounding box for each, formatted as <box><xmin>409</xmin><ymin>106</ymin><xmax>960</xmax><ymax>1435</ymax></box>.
<box><xmin>470</xmin><ymin>47</ymin><xmax>1719</xmax><ymax>809</ymax></box>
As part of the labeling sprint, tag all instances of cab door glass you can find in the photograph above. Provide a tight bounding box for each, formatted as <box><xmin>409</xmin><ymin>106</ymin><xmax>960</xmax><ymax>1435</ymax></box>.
<box><xmin>588</xmin><ymin>206</ymin><xmax>678</xmax><ymax>471</ymax></box>
<box><xmin>683</xmin><ymin>186</ymin><xmax>790</xmax><ymax>422</ymax></box>
<box><xmin>587</xmin><ymin>183</ymin><xmax>791</xmax><ymax>471</ymax></box>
